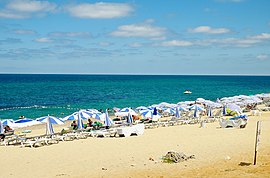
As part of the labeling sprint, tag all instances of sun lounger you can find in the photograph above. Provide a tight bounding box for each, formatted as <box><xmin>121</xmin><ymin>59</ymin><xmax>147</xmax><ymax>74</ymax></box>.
<box><xmin>219</xmin><ymin>118</ymin><xmax>247</xmax><ymax>128</ymax></box>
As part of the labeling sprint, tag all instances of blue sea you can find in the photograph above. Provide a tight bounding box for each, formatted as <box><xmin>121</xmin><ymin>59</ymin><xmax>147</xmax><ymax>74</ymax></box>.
<box><xmin>0</xmin><ymin>74</ymin><xmax>269</xmax><ymax>120</ymax></box>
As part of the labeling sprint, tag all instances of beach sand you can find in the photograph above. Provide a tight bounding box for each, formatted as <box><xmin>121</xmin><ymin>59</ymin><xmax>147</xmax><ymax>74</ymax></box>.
<box><xmin>0</xmin><ymin>111</ymin><xmax>270</xmax><ymax>178</ymax></box>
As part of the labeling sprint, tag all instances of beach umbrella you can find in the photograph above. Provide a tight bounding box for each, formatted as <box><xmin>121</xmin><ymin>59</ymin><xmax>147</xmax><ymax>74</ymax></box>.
<box><xmin>0</xmin><ymin>120</ymin><xmax>4</xmax><ymax>134</ymax></box>
<box><xmin>115</xmin><ymin>108</ymin><xmax>137</xmax><ymax>117</ymax></box>
<box><xmin>36</xmin><ymin>115</ymin><xmax>64</xmax><ymax>135</ymax></box>
<box><xmin>36</xmin><ymin>115</ymin><xmax>64</xmax><ymax>125</ymax></box>
<box><xmin>175</xmin><ymin>107</ymin><xmax>181</xmax><ymax>118</ymax></box>
<box><xmin>46</xmin><ymin>117</ymin><xmax>54</xmax><ymax>135</ymax></box>
<box><xmin>207</xmin><ymin>107</ymin><xmax>212</xmax><ymax>117</ymax></box>
<box><xmin>104</xmin><ymin>110</ymin><xmax>113</xmax><ymax>127</ymax></box>
<box><xmin>152</xmin><ymin>107</ymin><xmax>161</xmax><ymax>121</ymax></box>
<box><xmin>140</xmin><ymin>109</ymin><xmax>153</xmax><ymax>118</ymax></box>
<box><xmin>136</xmin><ymin>106</ymin><xmax>148</xmax><ymax>111</ymax></box>
<box><xmin>222</xmin><ymin>105</ymin><xmax>227</xmax><ymax>116</ymax></box>
<box><xmin>127</xmin><ymin>112</ymin><xmax>133</xmax><ymax>124</ymax></box>
<box><xmin>193</xmin><ymin>105</ymin><xmax>199</xmax><ymax>118</ymax></box>
<box><xmin>227</xmin><ymin>103</ymin><xmax>242</xmax><ymax>113</ymax></box>
<box><xmin>62</xmin><ymin>112</ymin><xmax>78</xmax><ymax>121</ymax></box>
<box><xmin>77</xmin><ymin>112</ymin><xmax>84</xmax><ymax>130</ymax></box>
<box><xmin>163</xmin><ymin>108</ymin><xmax>176</xmax><ymax>115</ymax></box>
<box><xmin>2</xmin><ymin>119</ymin><xmax>14</xmax><ymax>126</ymax></box>
<box><xmin>153</xmin><ymin>107</ymin><xmax>158</xmax><ymax>115</ymax></box>
<box><xmin>188</xmin><ymin>104</ymin><xmax>205</xmax><ymax>111</ymax></box>
<box><xmin>14</xmin><ymin>118</ymin><xmax>41</xmax><ymax>128</ymax></box>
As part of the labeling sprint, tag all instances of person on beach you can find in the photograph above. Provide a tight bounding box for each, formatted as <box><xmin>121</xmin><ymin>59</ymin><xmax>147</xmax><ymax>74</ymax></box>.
<box><xmin>0</xmin><ymin>133</ymin><xmax>5</xmax><ymax>141</ymax></box>
<box><xmin>87</xmin><ymin>119</ymin><xmax>93</xmax><ymax>127</ymax></box>
<box><xmin>71</xmin><ymin>121</ymin><xmax>78</xmax><ymax>130</ymax></box>
<box><xmin>4</xmin><ymin>125</ymin><xmax>14</xmax><ymax>135</ymax></box>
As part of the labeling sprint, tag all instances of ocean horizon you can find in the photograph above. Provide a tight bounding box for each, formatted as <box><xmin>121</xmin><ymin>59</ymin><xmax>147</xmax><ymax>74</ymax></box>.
<box><xmin>0</xmin><ymin>74</ymin><xmax>270</xmax><ymax>120</ymax></box>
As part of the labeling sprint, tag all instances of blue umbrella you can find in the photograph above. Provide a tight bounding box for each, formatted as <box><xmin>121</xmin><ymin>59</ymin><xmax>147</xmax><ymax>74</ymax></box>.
<box><xmin>175</xmin><ymin>107</ymin><xmax>181</xmax><ymax>118</ymax></box>
<box><xmin>153</xmin><ymin>107</ymin><xmax>158</xmax><ymax>115</ymax></box>
<box><xmin>127</xmin><ymin>112</ymin><xmax>133</xmax><ymax>124</ymax></box>
<box><xmin>0</xmin><ymin>120</ymin><xmax>4</xmax><ymax>134</ymax></box>
<box><xmin>104</xmin><ymin>110</ymin><xmax>113</xmax><ymax>127</ymax></box>
<box><xmin>207</xmin><ymin>107</ymin><xmax>212</xmax><ymax>117</ymax></box>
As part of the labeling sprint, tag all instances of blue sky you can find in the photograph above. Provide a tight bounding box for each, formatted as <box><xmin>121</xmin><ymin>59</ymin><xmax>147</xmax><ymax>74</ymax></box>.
<box><xmin>0</xmin><ymin>0</ymin><xmax>269</xmax><ymax>75</ymax></box>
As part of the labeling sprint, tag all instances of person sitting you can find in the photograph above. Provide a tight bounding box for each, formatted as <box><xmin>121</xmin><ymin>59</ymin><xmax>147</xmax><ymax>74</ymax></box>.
<box><xmin>87</xmin><ymin>119</ymin><xmax>93</xmax><ymax>127</ymax></box>
<box><xmin>71</xmin><ymin>121</ymin><xmax>78</xmax><ymax>130</ymax></box>
<box><xmin>4</xmin><ymin>125</ymin><xmax>14</xmax><ymax>135</ymax></box>
<box><xmin>0</xmin><ymin>134</ymin><xmax>5</xmax><ymax>141</ymax></box>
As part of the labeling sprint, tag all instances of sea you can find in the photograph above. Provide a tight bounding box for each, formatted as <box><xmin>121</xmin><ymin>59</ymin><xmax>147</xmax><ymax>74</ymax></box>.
<box><xmin>0</xmin><ymin>74</ymin><xmax>270</xmax><ymax>120</ymax></box>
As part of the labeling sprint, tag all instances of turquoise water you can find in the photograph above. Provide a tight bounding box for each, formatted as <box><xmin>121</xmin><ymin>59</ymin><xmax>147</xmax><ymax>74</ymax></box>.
<box><xmin>0</xmin><ymin>74</ymin><xmax>269</xmax><ymax>119</ymax></box>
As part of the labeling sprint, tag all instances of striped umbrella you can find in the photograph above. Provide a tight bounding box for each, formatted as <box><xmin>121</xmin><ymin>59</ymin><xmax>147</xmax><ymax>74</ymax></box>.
<box><xmin>2</xmin><ymin>119</ymin><xmax>14</xmax><ymax>126</ymax></box>
<box><xmin>36</xmin><ymin>115</ymin><xmax>64</xmax><ymax>135</ymax></box>
<box><xmin>127</xmin><ymin>112</ymin><xmax>133</xmax><ymax>124</ymax></box>
<box><xmin>140</xmin><ymin>109</ymin><xmax>153</xmax><ymax>118</ymax></box>
<box><xmin>175</xmin><ymin>107</ymin><xmax>181</xmax><ymax>118</ymax></box>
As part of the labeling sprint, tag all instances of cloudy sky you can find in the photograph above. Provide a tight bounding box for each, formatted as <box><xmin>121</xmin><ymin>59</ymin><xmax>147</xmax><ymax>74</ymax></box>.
<box><xmin>0</xmin><ymin>0</ymin><xmax>269</xmax><ymax>75</ymax></box>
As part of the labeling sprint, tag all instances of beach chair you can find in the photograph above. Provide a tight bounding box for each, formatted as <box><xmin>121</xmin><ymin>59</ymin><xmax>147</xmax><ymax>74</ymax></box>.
<box><xmin>219</xmin><ymin>118</ymin><xmax>245</xmax><ymax>128</ymax></box>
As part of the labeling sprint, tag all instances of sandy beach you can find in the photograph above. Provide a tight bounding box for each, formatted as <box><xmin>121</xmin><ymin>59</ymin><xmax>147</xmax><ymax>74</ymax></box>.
<box><xmin>0</xmin><ymin>111</ymin><xmax>270</xmax><ymax>178</ymax></box>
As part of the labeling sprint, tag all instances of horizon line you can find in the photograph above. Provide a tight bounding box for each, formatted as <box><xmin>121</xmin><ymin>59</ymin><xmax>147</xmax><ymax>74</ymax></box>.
<box><xmin>0</xmin><ymin>72</ymin><xmax>270</xmax><ymax>76</ymax></box>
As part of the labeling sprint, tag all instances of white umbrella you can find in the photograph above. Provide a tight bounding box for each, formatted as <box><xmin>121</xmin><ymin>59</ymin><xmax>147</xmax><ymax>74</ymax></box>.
<box><xmin>77</xmin><ymin>112</ymin><xmax>84</xmax><ymax>130</ymax></box>
<box><xmin>207</xmin><ymin>106</ymin><xmax>212</xmax><ymax>117</ymax></box>
<box><xmin>0</xmin><ymin>120</ymin><xmax>4</xmax><ymax>134</ymax></box>
<box><xmin>104</xmin><ymin>110</ymin><xmax>113</xmax><ymax>127</ymax></box>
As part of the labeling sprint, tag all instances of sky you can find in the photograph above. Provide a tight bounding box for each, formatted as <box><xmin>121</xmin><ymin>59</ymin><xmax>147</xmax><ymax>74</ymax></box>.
<box><xmin>0</xmin><ymin>0</ymin><xmax>269</xmax><ymax>75</ymax></box>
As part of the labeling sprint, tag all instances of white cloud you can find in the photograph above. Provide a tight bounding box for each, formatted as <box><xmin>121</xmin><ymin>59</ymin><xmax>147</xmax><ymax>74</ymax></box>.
<box><xmin>110</xmin><ymin>21</ymin><xmax>167</xmax><ymax>39</ymax></box>
<box><xmin>13</xmin><ymin>29</ymin><xmax>36</xmax><ymax>35</ymax></box>
<box><xmin>250</xmin><ymin>33</ymin><xmax>270</xmax><ymax>40</ymax></box>
<box><xmin>0</xmin><ymin>0</ymin><xmax>57</xmax><ymax>19</ymax></box>
<box><xmin>160</xmin><ymin>40</ymin><xmax>193</xmax><ymax>47</ymax></box>
<box><xmin>65</xmin><ymin>2</ymin><xmax>133</xmax><ymax>19</ymax></box>
<box><xmin>34</xmin><ymin>37</ymin><xmax>53</xmax><ymax>43</ymax></box>
<box><xmin>7</xmin><ymin>0</ymin><xmax>56</xmax><ymax>13</ymax></box>
<box><xmin>128</xmin><ymin>43</ymin><xmax>143</xmax><ymax>47</ymax></box>
<box><xmin>0</xmin><ymin>10</ymin><xmax>28</xmax><ymax>19</ymax></box>
<box><xmin>256</xmin><ymin>54</ymin><xmax>268</xmax><ymax>60</ymax></box>
<box><xmin>49</xmin><ymin>32</ymin><xmax>91</xmax><ymax>38</ymax></box>
<box><xmin>158</xmin><ymin>32</ymin><xmax>270</xmax><ymax>48</ymax></box>
<box><xmin>188</xmin><ymin>26</ymin><xmax>230</xmax><ymax>34</ymax></box>
<box><xmin>98</xmin><ymin>42</ymin><xmax>113</xmax><ymax>47</ymax></box>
